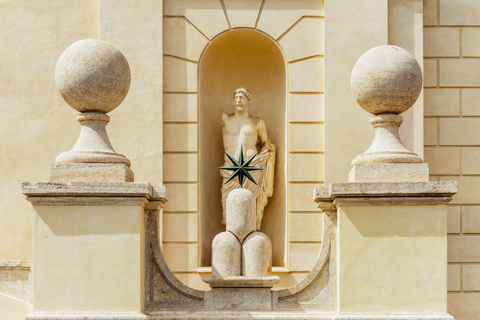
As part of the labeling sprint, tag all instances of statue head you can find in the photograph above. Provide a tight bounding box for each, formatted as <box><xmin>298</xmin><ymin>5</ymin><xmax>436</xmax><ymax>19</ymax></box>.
<box><xmin>233</xmin><ymin>87</ymin><xmax>250</xmax><ymax>113</ymax></box>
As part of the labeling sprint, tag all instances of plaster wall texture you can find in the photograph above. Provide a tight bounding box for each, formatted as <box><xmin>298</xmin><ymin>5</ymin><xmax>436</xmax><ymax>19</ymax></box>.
<box><xmin>0</xmin><ymin>0</ymin><xmax>99</xmax><ymax>261</ymax></box>
<box><xmin>337</xmin><ymin>205</ymin><xmax>447</xmax><ymax>313</ymax></box>
<box><xmin>33</xmin><ymin>205</ymin><xmax>145</xmax><ymax>312</ymax></box>
<box><xmin>423</xmin><ymin>0</ymin><xmax>480</xmax><ymax>318</ymax></box>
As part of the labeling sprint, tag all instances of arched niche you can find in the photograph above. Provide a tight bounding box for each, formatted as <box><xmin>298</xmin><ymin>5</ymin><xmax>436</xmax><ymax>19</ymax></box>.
<box><xmin>199</xmin><ymin>29</ymin><xmax>287</xmax><ymax>266</ymax></box>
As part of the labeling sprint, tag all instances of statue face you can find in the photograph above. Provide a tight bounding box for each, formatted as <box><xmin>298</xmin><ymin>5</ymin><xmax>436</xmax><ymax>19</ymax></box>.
<box><xmin>234</xmin><ymin>93</ymin><xmax>249</xmax><ymax>112</ymax></box>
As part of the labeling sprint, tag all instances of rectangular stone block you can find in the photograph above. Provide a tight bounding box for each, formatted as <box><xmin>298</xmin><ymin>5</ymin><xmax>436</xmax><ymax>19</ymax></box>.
<box><xmin>50</xmin><ymin>163</ymin><xmax>134</xmax><ymax>183</ymax></box>
<box><xmin>288</xmin><ymin>243</ymin><xmax>321</xmax><ymax>271</ymax></box>
<box><xmin>289</xmin><ymin>57</ymin><xmax>324</xmax><ymax>92</ymax></box>
<box><xmin>448</xmin><ymin>235</ymin><xmax>480</xmax><ymax>262</ymax></box>
<box><xmin>424</xmin><ymin>147</ymin><xmax>460</xmax><ymax>175</ymax></box>
<box><xmin>163</xmin><ymin>56</ymin><xmax>197</xmax><ymax>92</ymax></box>
<box><xmin>447</xmin><ymin>264</ymin><xmax>461</xmax><ymax>291</ymax></box>
<box><xmin>424</xmin><ymin>27</ymin><xmax>460</xmax><ymax>57</ymax></box>
<box><xmin>462</xmin><ymin>27</ymin><xmax>480</xmax><ymax>57</ymax></box>
<box><xmin>440</xmin><ymin>0</ymin><xmax>480</xmax><ymax>26</ymax></box>
<box><xmin>163</xmin><ymin>123</ymin><xmax>198</xmax><ymax>152</ymax></box>
<box><xmin>447</xmin><ymin>206</ymin><xmax>461</xmax><ymax>234</ymax></box>
<box><xmin>289</xmin><ymin>123</ymin><xmax>323</xmax><ymax>152</ymax></box>
<box><xmin>289</xmin><ymin>153</ymin><xmax>324</xmax><ymax>182</ymax></box>
<box><xmin>424</xmin><ymin>118</ymin><xmax>438</xmax><ymax>146</ymax></box>
<box><xmin>424</xmin><ymin>0</ymin><xmax>438</xmax><ymax>26</ymax></box>
<box><xmin>289</xmin><ymin>94</ymin><xmax>324</xmax><ymax>122</ymax></box>
<box><xmin>462</xmin><ymin>206</ymin><xmax>480</xmax><ymax>233</ymax></box>
<box><xmin>163</xmin><ymin>153</ymin><xmax>197</xmax><ymax>182</ymax></box>
<box><xmin>440</xmin><ymin>118</ymin><xmax>480</xmax><ymax>145</ymax></box>
<box><xmin>33</xmin><ymin>205</ymin><xmax>144</xmax><ymax>312</ymax></box>
<box><xmin>461</xmin><ymin>148</ymin><xmax>480</xmax><ymax>175</ymax></box>
<box><xmin>162</xmin><ymin>243</ymin><xmax>198</xmax><ymax>272</ymax></box>
<box><xmin>163</xmin><ymin>213</ymin><xmax>198</xmax><ymax>242</ymax></box>
<box><xmin>204</xmin><ymin>287</ymin><xmax>273</xmax><ymax>311</ymax></box>
<box><xmin>439</xmin><ymin>59</ymin><xmax>480</xmax><ymax>87</ymax></box>
<box><xmin>163</xmin><ymin>93</ymin><xmax>197</xmax><ymax>122</ymax></box>
<box><xmin>424</xmin><ymin>59</ymin><xmax>438</xmax><ymax>87</ymax></box>
<box><xmin>349</xmin><ymin>163</ymin><xmax>429</xmax><ymax>182</ymax></box>
<box><xmin>462</xmin><ymin>89</ymin><xmax>480</xmax><ymax>116</ymax></box>
<box><xmin>289</xmin><ymin>213</ymin><xmax>323</xmax><ymax>242</ymax></box>
<box><xmin>163</xmin><ymin>183</ymin><xmax>198</xmax><ymax>212</ymax></box>
<box><xmin>463</xmin><ymin>264</ymin><xmax>480</xmax><ymax>291</ymax></box>
<box><xmin>448</xmin><ymin>293</ymin><xmax>480</xmax><ymax>319</ymax></box>
<box><xmin>424</xmin><ymin>88</ymin><xmax>460</xmax><ymax>116</ymax></box>
<box><xmin>337</xmin><ymin>205</ymin><xmax>447</xmax><ymax>313</ymax></box>
<box><xmin>289</xmin><ymin>183</ymin><xmax>320</xmax><ymax>212</ymax></box>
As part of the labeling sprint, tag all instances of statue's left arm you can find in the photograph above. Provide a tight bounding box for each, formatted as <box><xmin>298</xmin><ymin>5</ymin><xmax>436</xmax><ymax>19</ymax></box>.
<box><xmin>257</xmin><ymin>119</ymin><xmax>269</xmax><ymax>144</ymax></box>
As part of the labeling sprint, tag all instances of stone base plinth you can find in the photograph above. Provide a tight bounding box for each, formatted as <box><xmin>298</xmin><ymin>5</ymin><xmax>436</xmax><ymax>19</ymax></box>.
<box><xmin>146</xmin><ymin>312</ymin><xmax>454</xmax><ymax>320</ymax></box>
<box><xmin>204</xmin><ymin>287</ymin><xmax>274</xmax><ymax>311</ymax></box>
<box><xmin>50</xmin><ymin>163</ymin><xmax>134</xmax><ymax>182</ymax></box>
<box><xmin>203</xmin><ymin>276</ymin><xmax>280</xmax><ymax>311</ymax></box>
<box><xmin>349</xmin><ymin>163</ymin><xmax>429</xmax><ymax>182</ymax></box>
<box><xmin>25</xmin><ymin>312</ymin><xmax>455</xmax><ymax>320</ymax></box>
<box><xmin>203</xmin><ymin>276</ymin><xmax>280</xmax><ymax>288</ymax></box>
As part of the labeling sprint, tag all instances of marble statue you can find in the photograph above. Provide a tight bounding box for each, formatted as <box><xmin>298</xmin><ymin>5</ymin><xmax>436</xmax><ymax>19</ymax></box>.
<box><xmin>220</xmin><ymin>88</ymin><xmax>275</xmax><ymax>230</ymax></box>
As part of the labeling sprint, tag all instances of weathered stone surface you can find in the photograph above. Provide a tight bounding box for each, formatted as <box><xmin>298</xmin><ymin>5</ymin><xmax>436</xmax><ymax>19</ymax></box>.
<box><xmin>0</xmin><ymin>260</ymin><xmax>32</xmax><ymax>302</ymax></box>
<box><xmin>204</xmin><ymin>287</ymin><xmax>273</xmax><ymax>311</ymax></box>
<box><xmin>349</xmin><ymin>163</ymin><xmax>429</xmax><ymax>182</ymax></box>
<box><xmin>226</xmin><ymin>189</ymin><xmax>256</xmax><ymax>243</ymax></box>
<box><xmin>55</xmin><ymin>111</ymin><xmax>131</xmax><ymax>166</ymax></box>
<box><xmin>242</xmin><ymin>232</ymin><xmax>272</xmax><ymax>277</ymax></box>
<box><xmin>221</xmin><ymin>89</ymin><xmax>275</xmax><ymax>231</ymax></box>
<box><xmin>211</xmin><ymin>232</ymin><xmax>241</xmax><ymax>277</ymax></box>
<box><xmin>351</xmin><ymin>114</ymin><xmax>423</xmax><ymax>165</ymax></box>
<box><xmin>202</xmin><ymin>276</ymin><xmax>279</xmax><ymax>288</ymax></box>
<box><xmin>55</xmin><ymin>39</ymin><xmax>130</xmax><ymax>113</ymax></box>
<box><xmin>50</xmin><ymin>163</ymin><xmax>134</xmax><ymax>183</ymax></box>
<box><xmin>351</xmin><ymin>45</ymin><xmax>422</xmax><ymax>115</ymax></box>
<box><xmin>314</xmin><ymin>182</ymin><xmax>458</xmax><ymax>201</ymax></box>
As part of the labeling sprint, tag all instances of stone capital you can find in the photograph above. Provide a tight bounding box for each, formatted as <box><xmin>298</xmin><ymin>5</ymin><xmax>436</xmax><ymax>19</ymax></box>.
<box><xmin>314</xmin><ymin>181</ymin><xmax>458</xmax><ymax>208</ymax></box>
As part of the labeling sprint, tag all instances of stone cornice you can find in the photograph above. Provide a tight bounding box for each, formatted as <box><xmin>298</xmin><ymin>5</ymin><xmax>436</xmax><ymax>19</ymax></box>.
<box><xmin>314</xmin><ymin>181</ymin><xmax>458</xmax><ymax>208</ymax></box>
<box><xmin>22</xmin><ymin>182</ymin><xmax>167</xmax><ymax>206</ymax></box>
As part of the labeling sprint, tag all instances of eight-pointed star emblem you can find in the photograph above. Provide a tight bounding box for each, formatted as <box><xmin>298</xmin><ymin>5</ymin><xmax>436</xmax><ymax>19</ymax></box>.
<box><xmin>219</xmin><ymin>146</ymin><xmax>263</xmax><ymax>188</ymax></box>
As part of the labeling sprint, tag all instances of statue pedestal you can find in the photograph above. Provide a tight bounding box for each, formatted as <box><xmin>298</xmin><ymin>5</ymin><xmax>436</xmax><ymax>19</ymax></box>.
<box><xmin>22</xmin><ymin>181</ymin><xmax>165</xmax><ymax>318</ymax></box>
<box><xmin>315</xmin><ymin>182</ymin><xmax>457</xmax><ymax>319</ymax></box>
<box><xmin>203</xmin><ymin>276</ymin><xmax>279</xmax><ymax>311</ymax></box>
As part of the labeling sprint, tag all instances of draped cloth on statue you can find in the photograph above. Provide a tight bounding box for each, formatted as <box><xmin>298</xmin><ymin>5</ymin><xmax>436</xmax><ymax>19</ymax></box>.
<box><xmin>221</xmin><ymin>139</ymin><xmax>275</xmax><ymax>230</ymax></box>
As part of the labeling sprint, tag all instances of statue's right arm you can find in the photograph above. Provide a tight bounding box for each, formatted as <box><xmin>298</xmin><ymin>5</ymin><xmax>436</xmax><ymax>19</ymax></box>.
<box><xmin>221</xmin><ymin>112</ymin><xmax>228</xmax><ymax>127</ymax></box>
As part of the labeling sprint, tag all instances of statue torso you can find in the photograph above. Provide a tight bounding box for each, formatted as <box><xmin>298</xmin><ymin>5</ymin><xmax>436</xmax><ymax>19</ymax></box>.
<box><xmin>222</xmin><ymin>113</ymin><xmax>259</xmax><ymax>162</ymax></box>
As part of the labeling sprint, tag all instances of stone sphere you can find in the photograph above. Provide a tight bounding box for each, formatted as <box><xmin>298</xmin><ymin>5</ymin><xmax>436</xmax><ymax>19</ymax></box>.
<box><xmin>55</xmin><ymin>39</ymin><xmax>131</xmax><ymax>113</ymax></box>
<box><xmin>351</xmin><ymin>45</ymin><xmax>422</xmax><ymax>115</ymax></box>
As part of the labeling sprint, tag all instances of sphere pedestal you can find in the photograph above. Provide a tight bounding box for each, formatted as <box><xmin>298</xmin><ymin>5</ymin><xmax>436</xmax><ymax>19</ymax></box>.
<box><xmin>52</xmin><ymin>39</ymin><xmax>133</xmax><ymax>182</ymax></box>
<box><xmin>349</xmin><ymin>45</ymin><xmax>428</xmax><ymax>182</ymax></box>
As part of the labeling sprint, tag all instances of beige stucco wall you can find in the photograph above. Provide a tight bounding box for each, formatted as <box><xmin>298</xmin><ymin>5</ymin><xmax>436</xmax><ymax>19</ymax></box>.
<box><xmin>33</xmin><ymin>205</ymin><xmax>145</xmax><ymax>312</ymax></box>
<box><xmin>422</xmin><ymin>0</ymin><xmax>480</xmax><ymax>319</ymax></box>
<box><xmin>0</xmin><ymin>0</ymin><xmax>99</xmax><ymax>261</ymax></box>
<box><xmin>338</xmin><ymin>205</ymin><xmax>447</xmax><ymax>313</ymax></box>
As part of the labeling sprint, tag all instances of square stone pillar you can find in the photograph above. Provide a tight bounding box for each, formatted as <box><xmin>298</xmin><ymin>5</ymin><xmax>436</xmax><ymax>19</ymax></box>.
<box><xmin>315</xmin><ymin>182</ymin><xmax>457</xmax><ymax>320</ymax></box>
<box><xmin>22</xmin><ymin>182</ymin><xmax>165</xmax><ymax>320</ymax></box>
